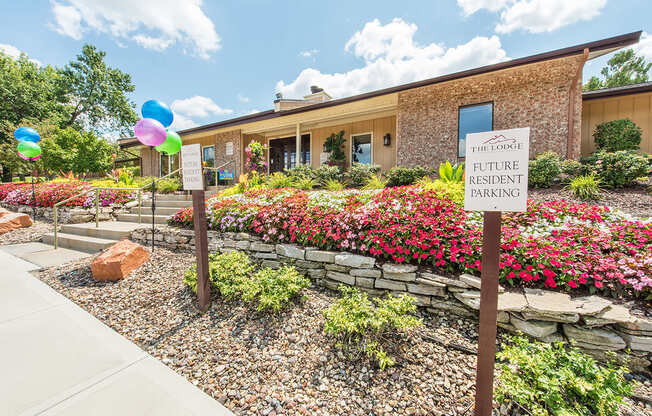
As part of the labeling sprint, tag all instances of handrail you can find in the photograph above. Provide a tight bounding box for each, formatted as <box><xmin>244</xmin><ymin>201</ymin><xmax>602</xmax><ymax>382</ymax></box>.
<box><xmin>203</xmin><ymin>159</ymin><xmax>233</xmax><ymax>171</ymax></box>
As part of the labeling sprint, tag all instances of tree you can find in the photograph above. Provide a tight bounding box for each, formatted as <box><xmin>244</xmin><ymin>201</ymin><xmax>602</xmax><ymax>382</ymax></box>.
<box><xmin>41</xmin><ymin>127</ymin><xmax>114</xmax><ymax>175</ymax></box>
<box><xmin>583</xmin><ymin>49</ymin><xmax>651</xmax><ymax>91</ymax></box>
<box><xmin>58</xmin><ymin>44</ymin><xmax>138</xmax><ymax>135</ymax></box>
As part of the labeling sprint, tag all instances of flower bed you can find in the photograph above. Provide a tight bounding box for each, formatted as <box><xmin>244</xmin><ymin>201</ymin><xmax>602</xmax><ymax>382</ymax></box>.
<box><xmin>0</xmin><ymin>181</ymin><xmax>135</xmax><ymax>208</ymax></box>
<box><xmin>168</xmin><ymin>186</ymin><xmax>651</xmax><ymax>298</ymax></box>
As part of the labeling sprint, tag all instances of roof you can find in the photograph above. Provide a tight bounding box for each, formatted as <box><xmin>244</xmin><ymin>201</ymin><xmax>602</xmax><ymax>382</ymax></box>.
<box><xmin>119</xmin><ymin>31</ymin><xmax>641</xmax><ymax>145</ymax></box>
<box><xmin>582</xmin><ymin>81</ymin><xmax>652</xmax><ymax>100</ymax></box>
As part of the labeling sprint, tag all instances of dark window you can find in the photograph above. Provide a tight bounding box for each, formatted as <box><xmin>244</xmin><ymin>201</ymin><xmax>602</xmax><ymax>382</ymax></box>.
<box><xmin>352</xmin><ymin>133</ymin><xmax>372</xmax><ymax>165</ymax></box>
<box><xmin>458</xmin><ymin>102</ymin><xmax>493</xmax><ymax>157</ymax></box>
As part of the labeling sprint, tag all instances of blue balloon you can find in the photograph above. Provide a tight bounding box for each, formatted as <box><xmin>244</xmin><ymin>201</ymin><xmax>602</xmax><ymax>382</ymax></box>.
<box><xmin>14</xmin><ymin>127</ymin><xmax>40</xmax><ymax>143</ymax></box>
<box><xmin>141</xmin><ymin>100</ymin><xmax>174</xmax><ymax>128</ymax></box>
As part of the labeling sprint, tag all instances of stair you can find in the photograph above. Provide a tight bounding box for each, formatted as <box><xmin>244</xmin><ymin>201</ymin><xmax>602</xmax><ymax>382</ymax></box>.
<box><xmin>117</xmin><ymin>213</ymin><xmax>170</xmax><ymax>224</ymax></box>
<box><xmin>130</xmin><ymin>206</ymin><xmax>180</xmax><ymax>216</ymax></box>
<box><xmin>42</xmin><ymin>232</ymin><xmax>117</xmax><ymax>252</ymax></box>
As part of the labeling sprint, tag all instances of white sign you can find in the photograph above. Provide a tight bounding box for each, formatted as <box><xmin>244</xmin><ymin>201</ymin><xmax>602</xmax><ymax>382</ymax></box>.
<box><xmin>319</xmin><ymin>151</ymin><xmax>330</xmax><ymax>165</ymax></box>
<box><xmin>464</xmin><ymin>127</ymin><xmax>530</xmax><ymax>212</ymax></box>
<box><xmin>181</xmin><ymin>144</ymin><xmax>203</xmax><ymax>191</ymax></box>
<box><xmin>225</xmin><ymin>141</ymin><xmax>233</xmax><ymax>156</ymax></box>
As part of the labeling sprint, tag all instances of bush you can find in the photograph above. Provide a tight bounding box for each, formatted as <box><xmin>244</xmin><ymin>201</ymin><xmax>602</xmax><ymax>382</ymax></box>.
<box><xmin>285</xmin><ymin>164</ymin><xmax>316</xmax><ymax>181</ymax></box>
<box><xmin>184</xmin><ymin>251</ymin><xmax>308</xmax><ymax>312</ymax></box>
<box><xmin>323</xmin><ymin>286</ymin><xmax>422</xmax><ymax>369</ymax></box>
<box><xmin>438</xmin><ymin>161</ymin><xmax>464</xmax><ymax>183</ymax></box>
<box><xmin>560</xmin><ymin>159</ymin><xmax>586</xmax><ymax>178</ymax></box>
<box><xmin>386</xmin><ymin>166</ymin><xmax>432</xmax><ymax>187</ymax></box>
<box><xmin>583</xmin><ymin>151</ymin><xmax>648</xmax><ymax>189</ymax></box>
<box><xmin>314</xmin><ymin>165</ymin><xmax>342</xmax><ymax>184</ymax></box>
<box><xmin>346</xmin><ymin>163</ymin><xmax>380</xmax><ymax>188</ymax></box>
<box><xmin>417</xmin><ymin>178</ymin><xmax>464</xmax><ymax>205</ymax></box>
<box><xmin>567</xmin><ymin>174</ymin><xmax>601</xmax><ymax>200</ymax></box>
<box><xmin>323</xmin><ymin>178</ymin><xmax>345</xmax><ymax>191</ymax></box>
<box><xmin>496</xmin><ymin>336</ymin><xmax>633</xmax><ymax>416</ymax></box>
<box><xmin>293</xmin><ymin>177</ymin><xmax>317</xmax><ymax>190</ymax></box>
<box><xmin>265</xmin><ymin>172</ymin><xmax>294</xmax><ymax>189</ymax></box>
<box><xmin>156</xmin><ymin>177</ymin><xmax>180</xmax><ymax>193</ymax></box>
<box><xmin>529</xmin><ymin>152</ymin><xmax>561</xmax><ymax>188</ymax></box>
<box><xmin>593</xmin><ymin>118</ymin><xmax>642</xmax><ymax>152</ymax></box>
<box><xmin>362</xmin><ymin>175</ymin><xmax>387</xmax><ymax>190</ymax></box>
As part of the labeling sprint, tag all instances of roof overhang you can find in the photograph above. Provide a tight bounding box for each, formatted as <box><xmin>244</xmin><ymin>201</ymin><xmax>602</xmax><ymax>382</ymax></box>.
<box><xmin>582</xmin><ymin>82</ymin><xmax>652</xmax><ymax>101</ymax></box>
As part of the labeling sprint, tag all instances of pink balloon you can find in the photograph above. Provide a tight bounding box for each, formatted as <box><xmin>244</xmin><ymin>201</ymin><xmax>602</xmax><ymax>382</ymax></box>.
<box><xmin>135</xmin><ymin>118</ymin><xmax>167</xmax><ymax>147</ymax></box>
<box><xmin>18</xmin><ymin>151</ymin><xmax>40</xmax><ymax>161</ymax></box>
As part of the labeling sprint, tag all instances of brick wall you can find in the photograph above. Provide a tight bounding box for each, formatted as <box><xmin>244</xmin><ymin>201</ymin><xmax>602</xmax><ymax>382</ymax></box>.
<box><xmin>214</xmin><ymin>129</ymin><xmax>242</xmax><ymax>179</ymax></box>
<box><xmin>396</xmin><ymin>55</ymin><xmax>585</xmax><ymax>168</ymax></box>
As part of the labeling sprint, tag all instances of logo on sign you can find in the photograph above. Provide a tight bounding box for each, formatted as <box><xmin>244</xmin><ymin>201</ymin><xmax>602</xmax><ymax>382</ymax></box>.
<box><xmin>218</xmin><ymin>168</ymin><xmax>234</xmax><ymax>180</ymax></box>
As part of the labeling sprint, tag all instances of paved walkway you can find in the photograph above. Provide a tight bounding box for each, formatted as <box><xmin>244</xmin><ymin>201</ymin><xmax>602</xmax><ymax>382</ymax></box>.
<box><xmin>0</xmin><ymin>248</ymin><xmax>233</xmax><ymax>416</ymax></box>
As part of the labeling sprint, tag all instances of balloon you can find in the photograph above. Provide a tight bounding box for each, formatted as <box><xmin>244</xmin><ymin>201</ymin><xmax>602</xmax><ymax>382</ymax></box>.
<box><xmin>155</xmin><ymin>129</ymin><xmax>182</xmax><ymax>155</ymax></box>
<box><xmin>18</xmin><ymin>151</ymin><xmax>41</xmax><ymax>161</ymax></box>
<box><xmin>14</xmin><ymin>127</ymin><xmax>40</xmax><ymax>142</ymax></box>
<box><xmin>141</xmin><ymin>100</ymin><xmax>174</xmax><ymax>128</ymax></box>
<box><xmin>17</xmin><ymin>141</ymin><xmax>41</xmax><ymax>158</ymax></box>
<box><xmin>135</xmin><ymin>118</ymin><xmax>167</xmax><ymax>147</ymax></box>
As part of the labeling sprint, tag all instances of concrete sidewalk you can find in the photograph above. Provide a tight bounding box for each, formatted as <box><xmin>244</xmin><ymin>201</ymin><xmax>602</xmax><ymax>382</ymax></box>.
<box><xmin>0</xmin><ymin>248</ymin><xmax>233</xmax><ymax>416</ymax></box>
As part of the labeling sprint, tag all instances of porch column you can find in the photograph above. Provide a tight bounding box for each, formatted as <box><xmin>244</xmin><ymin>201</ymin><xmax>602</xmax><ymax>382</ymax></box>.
<box><xmin>295</xmin><ymin>122</ymin><xmax>301</xmax><ymax>165</ymax></box>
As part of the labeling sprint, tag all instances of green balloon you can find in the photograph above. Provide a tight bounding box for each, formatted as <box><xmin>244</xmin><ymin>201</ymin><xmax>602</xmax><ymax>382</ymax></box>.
<box><xmin>17</xmin><ymin>141</ymin><xmax>41</xmax><ymax>158</ymax></box>
<box><xmin>155</xmin><ymin>130</ymin><xmax>182</xmax><ymax>155</ymax></box>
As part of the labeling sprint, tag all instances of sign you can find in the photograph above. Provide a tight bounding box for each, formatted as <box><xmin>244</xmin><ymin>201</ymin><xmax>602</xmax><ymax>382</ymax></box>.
<box><xmin>225</xmin><ymin>141</ymin><xmax>233</xmax><ymax>156</ymax></box>
<box><xmin>464</xmin><ymin>127</ymin><xmax>530</xmax><ymax>212</ymax></box>
<box><xmin>218</xmin><ymin>168</ymin><xmax>234</xmax><ymax>180</ymax></box>
<box><xmin>319</xmin><ymin>151</ymin><xmax>330</xmax><ymax>165</ymax></box>
<box><xmin>181</xmin><ymin>144</ymin><xmax>203</xmax><ymax>190</ymax></box>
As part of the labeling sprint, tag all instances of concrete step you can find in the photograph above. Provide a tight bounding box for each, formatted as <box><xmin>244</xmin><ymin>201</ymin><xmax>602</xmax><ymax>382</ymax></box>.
<box><xmin>60</xmin><ymin>222</ymin><xmax>144</xmax><ymax>240</ymax></box>
<box><xmin>141</xmin><ymin>200</ymin><xmax>191</xmax><ymax>208</ymax></box>
<box><xmin>130</xmin><ymin>206</ymin><xmax>180</xmax><ymax>216</ymax></box>
<box><xmin>42</xmin><ymin>232</ymin><xmax>117</xmax><ymax>252</ymax></box>
<box><xmin>117</xmin><ymin>213</ymin><xmax>170</xmax><ymax>224</ymax></box>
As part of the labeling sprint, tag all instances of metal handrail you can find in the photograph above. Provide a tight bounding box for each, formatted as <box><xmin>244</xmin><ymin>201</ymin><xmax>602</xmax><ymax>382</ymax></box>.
<box><xmin>136</xmin><ymin>168</ymin><xmax>182</xmax><ymax>223</ymax></box>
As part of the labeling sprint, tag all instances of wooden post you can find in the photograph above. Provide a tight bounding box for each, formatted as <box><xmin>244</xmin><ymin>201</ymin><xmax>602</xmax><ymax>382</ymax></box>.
<box><xmin>192</xmin><ymin>189</ymin><xmax>210</xmax><ymax>311</ymax></box>
<box><xmin>474</xmin><ymin>211</ymin><xmax>502</xmax><ymax>416</ymax></box>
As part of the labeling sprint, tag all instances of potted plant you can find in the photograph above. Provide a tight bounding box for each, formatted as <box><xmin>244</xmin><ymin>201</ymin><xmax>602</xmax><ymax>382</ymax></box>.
<box><xmin>323</xmin><ymin>130</ymin><xmax>346</xmax><ymax>171</ymax></box>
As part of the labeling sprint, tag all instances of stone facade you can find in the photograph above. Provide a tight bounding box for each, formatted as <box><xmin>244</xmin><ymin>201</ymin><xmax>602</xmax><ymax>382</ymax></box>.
<box><xmin>131</xmin><ymin>225</ymin><xmax>652</xmax><ymax>372</ymax></box>
<box><xmin>1</xmin><ymin>202</ymin><xmax>128</xmax><ymax>224</ymax></box>
<box><xmin>214</xmin><ymin>129</ymin><xmax>242</xmax><ymax>179</ymax></box>
<box><xmin>396</xmin><ymin>55</ymin><xmax>585</xmax><ymax>168</ymax></box>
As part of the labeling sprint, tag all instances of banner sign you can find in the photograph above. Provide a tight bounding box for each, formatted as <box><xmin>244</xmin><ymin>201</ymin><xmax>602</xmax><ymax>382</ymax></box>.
<box><xmin>464</xmin><ymin>127</ymin><xmax>530</xmax><ymax>212</ymax></box>
<box><xmin>218</xmin><ymin>168</ymin><xmax>234</xmax><ymax>180</ymax></box>
<box><xmin>181</xmin><ymin>144</ymin><xmax>203</xmax><ymax>190</ymax></box>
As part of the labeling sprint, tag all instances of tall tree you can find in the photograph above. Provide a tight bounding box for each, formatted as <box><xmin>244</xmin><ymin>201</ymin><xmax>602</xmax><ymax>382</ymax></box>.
<box><xmin>583</xmin><ymin>49</ymin><xmax>651</xmax><ymax>91</ymax></box>
<box><xmin>58</xmin><ymin>44</ymin><xmax>138</xmax><ymax>135</ymax></box>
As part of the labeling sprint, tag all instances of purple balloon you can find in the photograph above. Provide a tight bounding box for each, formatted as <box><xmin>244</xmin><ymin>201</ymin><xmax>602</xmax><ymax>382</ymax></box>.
<box><xmin>135</xmin><ymin>118</ymin><xmax>167</xmax><ymax>147</ymax></box>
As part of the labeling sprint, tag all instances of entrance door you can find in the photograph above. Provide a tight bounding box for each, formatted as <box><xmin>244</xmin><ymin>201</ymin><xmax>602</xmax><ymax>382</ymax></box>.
<box><xmin>268</xmin><ymin>134</ymin><xmax>310</xmax><ymax>173</ymax></box>
<box><xmin>202</xmin><ymin>145</ymin><xmax>216</xmax><ymax>186</ymax></box>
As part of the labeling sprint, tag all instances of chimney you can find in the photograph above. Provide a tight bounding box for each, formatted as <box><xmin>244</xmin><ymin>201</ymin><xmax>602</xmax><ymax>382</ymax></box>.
<box><xmin>304</xmin><ymin>85</ymin><xmax>331</xmax><ymax>102</ymax></box>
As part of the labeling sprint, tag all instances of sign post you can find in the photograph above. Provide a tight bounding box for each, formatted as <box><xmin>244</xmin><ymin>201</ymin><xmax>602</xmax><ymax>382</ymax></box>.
<box><xmin>181</xmin><ymin>144</ymin><xmax>210</xmax><ymax>311</ymax></box>
<box><xmin>464</xmin><ymin>127</ymin><xmax>530</xmax><ymax>416</ymax></box>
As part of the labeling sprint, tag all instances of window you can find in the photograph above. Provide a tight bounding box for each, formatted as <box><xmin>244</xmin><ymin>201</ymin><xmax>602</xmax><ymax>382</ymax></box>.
<box><xmin>351</xmin><ymin>133</ymin><xmax>372</xmax><ymax>165</ymax></box>
<box><xmin>202</xmin><ymin>145</ymin><xmax>216</xmax><ymax>186</ymax></box>
<box><xmin>160</xmin><ymin>154</ymin><xmax>179</xmax><ymax>176</ymax></box>
<box><xmin>458</xmin><ymin>102</ymin><xmax>493</xmax><ymax>157</ymax></box>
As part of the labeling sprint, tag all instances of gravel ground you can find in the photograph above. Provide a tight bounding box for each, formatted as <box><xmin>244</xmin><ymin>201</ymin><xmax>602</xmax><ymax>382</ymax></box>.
<box><xmin>0</xmin><ymin>219</ymin><xmax>51</xmax><ymax>245</ymax></box>
<box><xmin>529</xmin><ymin>183</ymin><xmax>652</xmax><ymax>218</ymax></box>
<box><xmin>34</xmin><ymin>249</ymin><xmax>651</xmax><ymax>416</ymax></box>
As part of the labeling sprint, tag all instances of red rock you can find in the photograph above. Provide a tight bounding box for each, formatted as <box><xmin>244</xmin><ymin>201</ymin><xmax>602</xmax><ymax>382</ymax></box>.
<box><xmin>0</xmin><ymin>212</ymin><xmax>33</xmax><ymax>235</ymax></box>
<box><xmin>91</xmin><ymin>239</ymin><xmax>150</xmax><ymax>281</ymax></box>
<box><xmin>0</xmin><ymin>208</ymin><xmax>10</xmax><ymax>218</ymax></box>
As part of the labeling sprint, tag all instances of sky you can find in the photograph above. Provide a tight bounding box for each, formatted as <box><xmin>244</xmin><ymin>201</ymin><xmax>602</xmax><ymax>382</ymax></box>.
<box><xmin>1</xmin><ymin>0</ymin><xmax>651</xmax><ymax>135</ymax></box>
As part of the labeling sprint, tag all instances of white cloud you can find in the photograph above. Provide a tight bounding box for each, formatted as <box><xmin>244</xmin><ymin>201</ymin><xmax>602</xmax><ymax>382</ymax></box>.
<box><xmin>237</xmin><ymin>94</ymin><xmax>250</xmax><ymax>103</ymax></box>
<box><xmin>636</xmin><ymin>32</ymin><xmax>652</xmax><ymax>62</ymax></box>
<box><xmin>299</xmin><ymin>49</ymin><xmax>319</xmax><ymax>57</ymax></box>
<box><xmin>458</xmin><ymin>0</ymin><xmax>607</xmax><ymax>34</ymax></box>
<box><xmin>244</xmin><ymin>109</ymin><xmax>260</xmax><ymax>115</ymax></box>
<box><xmin>50</xmin><ymin>0</ymin><xmax>221</xmax><ymax>58</ymax></box>
<box><xmin>0</xmin><ymin>43</ymin><xmax>41</xmax><ymax>66</ymax></box>
<box><xmin>276</xmin><ymin>18</ymin><xmax>508</xmax><ymax>99</ymax></box>
<box><xmin>171</xmin><ymin>95</ymin><xmax>233</xmax><ymax>118</ymax></box>
<box><xmin>171</xmin><ymin>113</ymin><xmax>198</xmax><ymax>130</ymax></box>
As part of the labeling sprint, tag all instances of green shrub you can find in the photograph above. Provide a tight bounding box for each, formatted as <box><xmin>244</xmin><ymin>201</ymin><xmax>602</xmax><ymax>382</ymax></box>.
<box><xmin>183</xmin><ymin>251</ymin><xmax>308</xmax><ymax>312</ymax></box>
<box><xmin>361</xmin><ymin>174</ymin><xmax>388</xmax><ymax>190</ymax></box>
<box><xmin>583</xmin><ymin>151</ymin><xmax>648</xmax><ymax>188</ymax></box>
<box><xmin>156</xmin><ymin>177</ymin><xmax>180</xmax><ymax>193</ymax></box>
<box><xmin>529</xmin><ymin>152</ymin><xmax>561</xmax><ymax>188</ymax></box>
<box><xmin>315</xmin><ymin>165</ymin><xmax>342</xmax><ymax>184</ymax></box>
<box><xmin>438</xmin><ymin>161</ymin><xmax>464</xmax><ymax>183</ymax></box>
<box><xmin>496</xmin><ymin>336</ymin><xmax>633</xmax><ymax>416</ymax></box>
<box><xmin>265</xmin><ymin>172</ymin><xmax>294</xmax><ymax>189</ymax></box>
<box><xmin>323</xmin><ymin>286</ymin><xmax>422</xmax><ymax>370</ymax></box>
<box><xmin>346</xmin><ymin>163</ymin><xmax>380</xmax><ymax>188</ymax></box>
<box><xmin>560</xmin><ymin>159</ymin><xmax>586</xmax><ymax>178</ymax></box>
<box><xmin>323</xmin><ymin>131</ymin><xmax>347</xmax><ymax>165</ymax></box>
<box><xmin>567</xmin><ymin>174</ymin><xmax>601</xmax><ymax>200</ymax></box>
<box><xmin>323</xmin><ymin>178</ymin><xmax>345</xmax><ymax>191</ymax></box>
<box><xmin>386</xmin><ymin>166</ymin><xmax>432</xmax><ymax>187</ymax></box>
<box><xmin>593</xmin><ymin>118</ymin><xmax>642</xmax><ymax>152</ymax></box>
<box><xmin>293</xmin><ymin>177</ymin><xmax>317</xmax><ymax>190</ymax></box>
<box><xmin>285</xmin><ymin>164</ymin><xmax>316</xmax><ymax>180</ymax></box>
<box><xmin>417</xmin><ymin>178</ymin><xmax>464</xmax><ymax>205</ymax></box>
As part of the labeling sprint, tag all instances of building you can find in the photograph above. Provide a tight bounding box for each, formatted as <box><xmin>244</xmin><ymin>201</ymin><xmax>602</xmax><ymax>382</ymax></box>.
<box><xmin>120</xmin><ymin>31</ymin><xmax>642</xmax><ymax>183</ymax></box>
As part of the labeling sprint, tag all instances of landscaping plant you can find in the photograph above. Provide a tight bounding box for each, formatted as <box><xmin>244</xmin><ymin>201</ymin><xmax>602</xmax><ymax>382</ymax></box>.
<box><xmin>386</xmin><ymin>165</ymin><xmax>432</xmax><ymax>187</ymax></box>
<box><xmin>361</xmin><ymin>174</ymin><xmax>388</xmax><ymax>190</ymax></box>
<box><xmin>323</xmin><ymin>286</ymin><xmax>422</xmax><ymax>369</ymax></box>
<box><xmin>529</xmin><ymin>152</ymin><xmax>561</xmax><ymax>188</ymax></box>
<box><xmin>567</xmin><ymin>174</ymin><xmax>601</xmax><ymax>201</ymax></box>
<box><xmin>593</xmin><ymin>118</ymin><xmax>642</xmax><ymax>152</ymax></box>
<box><xmin>314</xmin><ymin>165</ymin><xmax>342</xmax><ymax>184</ymax></box>
<box><xmin>323</xmin><ymin>131</ymin><xmax>346</xmax><ymax>166</ymax></box>
<box><xmin>346</xmin><ymin>163</ymin><xmax>380</xmax><ymax>188</ymax></box>
<box><xmin>583</xmin><ymin>151</ymin><xmax>648</xmax><ymax>188</ymax></box>
<box><xmin>245</xmin><ymin>141</ymin><xmax>267</xmax><ymax>173</ymax></box>
<box><xmin>496</xmin><ymin>336</ymin><xmax>633</xmax><ymax>416</ymax></box>
<box><xmin>560</xmin><ymin>159</ymin><xmax>586</xmax><ymax>179</ymax></box>
<box><xmin>323</xmin><ymin>178</ymin><xmax>345</xmax><ymax>191</ymax></box>
<box><xmin>438</xmin><ymin>161</ymin><xmax>464</xmax><ymax>183</ymax></box>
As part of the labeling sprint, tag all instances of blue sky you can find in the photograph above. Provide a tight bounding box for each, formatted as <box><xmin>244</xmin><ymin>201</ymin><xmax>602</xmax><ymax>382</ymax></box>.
<box><xmin>1</xmin><ymin>0</ymin><xmax>651</xmax><ymax>134</ymax></box>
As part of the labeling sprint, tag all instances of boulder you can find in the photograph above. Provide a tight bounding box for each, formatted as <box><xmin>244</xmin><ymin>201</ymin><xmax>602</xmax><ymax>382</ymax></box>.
<box><xmin>420</xmin><ymin>272</ymin><xmax>470</xmax><ymax>289</ymax></box>
<box><xmin>276</xmin><ymin>244</ymin><xmax>305</xmax><ymax>260</ymax></box>
<box><xmin>335</xmin><ymin>253</ymin><xmax>375</xmax><ymax>268</ymax></box>
<box><xmin>350</xmin><ymin>268</ymin><xmax>381</xmax><ymax>278</ymax></box>
<box><xmin>0</xmin><ymin>207</ymin><xmax>10</xmax><ymax>218</ymax></box>
<box><xmin>305</xmin><ymin>250</ymin><xmax>337</xmax><ymax>263</ymax></box>
<box><xmin>91</xmin><ymin>240</ymin><xmax>149</xmax><ymax>281</ymax></box>
<box><xmin>407</xmin><ymin>281</ymin><xmax>446</xmax><ymax>297</ymax></box>
<box><xmin>0</xmin><ymin>212</ymin><xmax>33</xmax><ymax>235</ymax></box>
<box><xmin>497</xmin><ymin>291</ymin><xmax>528</xmax><ymax>312</ymax></box>
<box><xmin>583</xmin><ymin>304</ymin><xmax>634</xmax><ymax>327</ymax></box>
<box><xmin>510</xmin><ymin>314</ymin><xmax>558</xmax><ymax>339</ymax></box>
<box><xmin>522</xmin><ymin>288</ymin><xmax>580</xmax><ymax>323</ymax></box>
<box><xmin>326</xmin><ymin>271</ymin><xmax>355</xmax><ymax>286</ymax></box>
<box><xmin>459</xmin><ymin>273</ymin><xmax>504</xmax><ymax>292</ymax></box>
<box><xmin>562</xmin><ymin>325</ymin><xmax>626</xmax><ymax>351</ymax></box>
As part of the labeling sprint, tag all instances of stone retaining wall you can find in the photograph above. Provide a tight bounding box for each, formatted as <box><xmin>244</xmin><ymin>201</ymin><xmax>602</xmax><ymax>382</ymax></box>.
<box><xmin>1</xmin><ymin>202</ymin><xmax>130</xmax><ymax>224</ymax></box>
<box><xmin>131</xmin><ymin>226</ymin><xmax>652</xmax><ymax>372</ymax></box>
